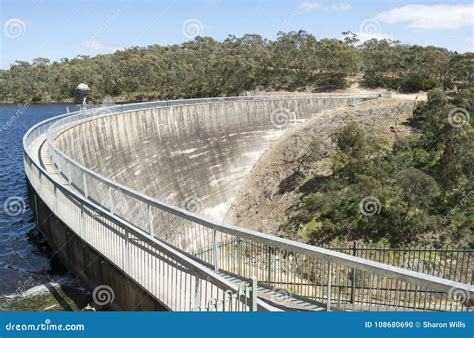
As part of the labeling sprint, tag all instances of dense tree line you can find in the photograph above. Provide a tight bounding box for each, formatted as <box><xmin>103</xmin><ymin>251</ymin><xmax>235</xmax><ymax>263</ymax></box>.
<box><xmin>360</xmin><ymin>39</ymin><xmax>473</xmax><ymax>92</ymax></box>
<box><xmin>0</xmin><ymin>31</ymin><xmax>472</xmax><ymax>103</ymax></box>
<box><xmin>285</xmin><ymin>88</ymin><xmax>473</xmax><ymax>248</ymax></box>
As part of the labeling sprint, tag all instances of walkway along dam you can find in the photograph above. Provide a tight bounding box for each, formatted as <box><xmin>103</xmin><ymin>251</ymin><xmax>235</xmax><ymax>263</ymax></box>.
<box><xmin>23</xmin><ymin>95</ymin><xmax>473</xmax><ymax>311</ymax></box>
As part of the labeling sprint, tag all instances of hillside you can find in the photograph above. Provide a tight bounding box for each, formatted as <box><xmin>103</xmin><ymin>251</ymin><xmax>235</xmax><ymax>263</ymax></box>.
<box><xmin>225</xmin><ymin>98</ymin><xmax>414</xmax><ymax>233</ymax></box>
<box><xmin>0</xmin><ymin>32</ymin><xmax>472</xmax><ymax>103</ymax></box>
<box><xmin>226</xmin><ymin>88</ymin><xmax>473</xmax><ymax>248</ymax></box>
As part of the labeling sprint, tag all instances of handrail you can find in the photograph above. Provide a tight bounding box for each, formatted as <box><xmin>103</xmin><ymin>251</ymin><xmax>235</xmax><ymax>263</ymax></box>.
<box><xmin>43</xmin><ymin>95</ymin><xmax>473</xmax><ymax>302</ymax></box>
<box><xmin>23</xmin><ymin>109</ymin><xmax>276</xmax><ymax>312</ymax></box>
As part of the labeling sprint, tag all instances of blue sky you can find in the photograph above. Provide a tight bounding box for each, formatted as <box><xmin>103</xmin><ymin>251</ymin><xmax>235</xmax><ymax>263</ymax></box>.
<box><xmin>0</xmin><ymin>0</ymin><xmax>473</xmax><ymax>69</ymax></box>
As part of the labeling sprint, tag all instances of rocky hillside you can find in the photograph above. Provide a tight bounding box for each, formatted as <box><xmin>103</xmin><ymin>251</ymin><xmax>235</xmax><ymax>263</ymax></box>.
<box><xmin>224</xmin><ymin>98</ymin><xmax>415</xmax><ymax>235</ymax></box>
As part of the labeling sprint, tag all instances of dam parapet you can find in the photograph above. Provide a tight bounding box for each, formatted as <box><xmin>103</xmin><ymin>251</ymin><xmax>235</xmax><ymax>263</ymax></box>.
<box><xmin>49</xmin><ymin>95</ymin><xmax>376</xmax><ymax>251</ymax></box>
<box><xmin>23</xmin><ymin>95</ymin><xmax>473</xmax><ymax>311</ymax></box>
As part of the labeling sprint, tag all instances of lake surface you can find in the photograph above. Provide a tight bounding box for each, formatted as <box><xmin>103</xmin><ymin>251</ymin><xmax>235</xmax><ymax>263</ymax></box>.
<box><xmin>0</xmin><ymin>103</ymin><xmax>89</xmax><ymax>310</ymax></box>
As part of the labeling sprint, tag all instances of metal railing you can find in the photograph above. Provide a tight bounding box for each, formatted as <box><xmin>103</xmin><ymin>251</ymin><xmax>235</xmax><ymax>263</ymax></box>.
<box><xmin>23</xmin><ymin>111</ymin><xmax>274</xmax><ymax>312</ymax></box>
<box><xmin>28</xmin><ymin>95</ymin><xmax>473</xmax><ymax>311</ymax></box>
<box><xmin>192</xmin><ymin>277</ymin><xmax>258</xmax><ymax>312</ymax></box>
<box><xmin>327</xmin><ymin>243</ymin><xmax>473</xmax><ymax>285</ymax></box>
<box><xmin>194</xmin><ymin>240</ymin><xmax>473</xmax><ymax>311</ymax></box>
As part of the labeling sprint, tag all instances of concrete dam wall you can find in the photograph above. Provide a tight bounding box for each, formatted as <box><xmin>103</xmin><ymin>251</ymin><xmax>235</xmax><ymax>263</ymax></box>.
<box><xmin>53</xmin><ymin>96</ymin><xmax>372</xmax><ymax>251</ymax></box>
<box><xmin>26</xmin><ymin>95</ymin><xmax>472</xmax><ymax>311</ymax></box>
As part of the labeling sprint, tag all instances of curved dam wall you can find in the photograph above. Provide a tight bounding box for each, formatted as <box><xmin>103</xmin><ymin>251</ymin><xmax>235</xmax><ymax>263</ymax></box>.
<box><xmin>53</xmin><ymin>97</ymin><xmax>372</xmax><ymax>250</ymax></box>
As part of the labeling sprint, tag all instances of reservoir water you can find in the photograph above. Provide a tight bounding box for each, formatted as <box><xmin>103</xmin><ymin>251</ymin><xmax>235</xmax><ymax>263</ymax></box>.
<box><xmin>0</xmin><ymin>103</ymin><xmax>89</xmax><ymax>310</ymax></box>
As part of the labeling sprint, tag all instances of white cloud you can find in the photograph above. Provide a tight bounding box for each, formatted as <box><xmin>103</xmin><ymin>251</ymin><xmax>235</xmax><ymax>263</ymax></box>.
<box><xmin>375</xmin><ymin>4</ymin><xmax>474</xmax><ymax>30</ymax></box>
<box><xmin>330</xmin><ymin>3</ymin><xmax>351</xmax><ymax>12</ymax></box>
<box><xmin>299</xmin><ymin>2</ymin><xmax>321</xmax><ymax>11</ymax></box>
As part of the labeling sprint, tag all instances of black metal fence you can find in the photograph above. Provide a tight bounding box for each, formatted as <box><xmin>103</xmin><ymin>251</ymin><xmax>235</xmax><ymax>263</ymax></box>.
<box><xmin>325</xmin><ymin>243</ymin><xmax>473</xmax><ymax>285</ymax></box>
<box><xmin>193</xmin><ymin>240</ymin><xmax>473</xmax><ymax>311</ymax></box>
<box><xmin>323</xmin><ymin>243</ymin><xmax>473</xmax><ymax>311</ymax></box>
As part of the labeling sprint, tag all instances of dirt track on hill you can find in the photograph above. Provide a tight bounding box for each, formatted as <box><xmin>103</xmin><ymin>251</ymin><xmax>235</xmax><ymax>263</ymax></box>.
<box><xmin>224</xmin><ymin>98</ymin><xmax>415</xmax><ymax>235</ymax></box>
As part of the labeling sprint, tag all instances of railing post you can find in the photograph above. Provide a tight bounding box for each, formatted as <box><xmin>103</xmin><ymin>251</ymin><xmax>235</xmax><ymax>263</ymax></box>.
<box><xmin>237</xmin><ymin>237</ymin><xmax>242</xmax><ymax>275</ymax></box>
<box><xmin>108</xmin><ymin>186</ymin><xmax>114</xmax><ymax>214</ymax></box>
<box><xmin>80</xmin><ymin>206</ymin><xmax>84</xmax><ymax>239</ymax></box>
<box><xmin>327</xmin><ymin>260</ymin><xmax>332</xmax><ymax>312</ymax></box>
<box><xmin>147</xmin><ymin>204</ymin><xmax>155</xmax><ymax>236</ymax></box>
<box><xmin>267</xmin><ymin>246</ymin><xmax>272</xmax><ymax>284</ymax></box>
<box><xmin>194</xmin><ymin>276</ymin><xmax>202</xmax><ymax>308</ymax></box>
<box><xmin>123</xmin><ymin>230</ymin><xmax>130</xmax><ymax>273</ymax></box>
<box><xmin>82</xmin><ymin>171</ymin><xmax>88</xmax><ymax>199</ymax></box>
<box><xmin>351</xmin><ymin>241</ymin><xmax>357</xmax><ymax>304</ymax></box>
<box><xmin>249</xmin><ymin>276</ymin><xmax>258</xmax><ymax>312</ymax></box>
<box><xmin>53</xmin><ymin>186</ymin><xmax>57</xmax><ymax>214</ymax></box>
<box><xmin>213</xmin><ymin>228</ymin><xmax>219</xmax><ymax>272</ymax></box>
<box><xmin>67</xmin><ymin>160</ymin><xmax>72</xmax><ymax>185</ymax></box>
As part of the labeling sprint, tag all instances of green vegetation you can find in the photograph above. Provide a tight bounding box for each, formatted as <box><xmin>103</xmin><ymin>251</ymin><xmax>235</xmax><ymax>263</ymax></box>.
<box><xmin>360</xmin><ymin>39</ymin><xmax>473</xmax><ymax>92</ymax></box>
<box><xmin>285</xmin><ymin>88</ymin><xmax>473</xmax><ymax>248</ymax></box>
<box><xmin>0</xmin><ymin>31</ymin><xmax>472</xmax><ymax>103</ymax></box>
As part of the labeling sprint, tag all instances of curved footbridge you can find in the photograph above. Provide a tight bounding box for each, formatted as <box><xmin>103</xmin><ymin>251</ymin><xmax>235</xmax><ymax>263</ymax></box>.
<box><xmin>23</xmin><ymin>95</ymin><xmax>473</xmax><ymax>311</ymax></box>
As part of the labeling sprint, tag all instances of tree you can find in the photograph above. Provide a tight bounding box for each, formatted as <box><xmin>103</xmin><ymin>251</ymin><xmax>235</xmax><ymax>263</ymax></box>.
<box><xmin>0</xmin><ymin>33</ymin><xmax>471</xmax><ymax>102</ymax></box>
<box><xmin>285</xmin><ymin>89</ymin><xmax>473</xmax><ymax>247</ymax></box>
<box><xmin>396</xmin><ymin>167</ymin><xmax>439</xmax><ymax>215</ymax></box>
<box><xmin>342</xmin><ymin>31</ymin><xmax>359</xmax><ymax>46</ymax></box>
